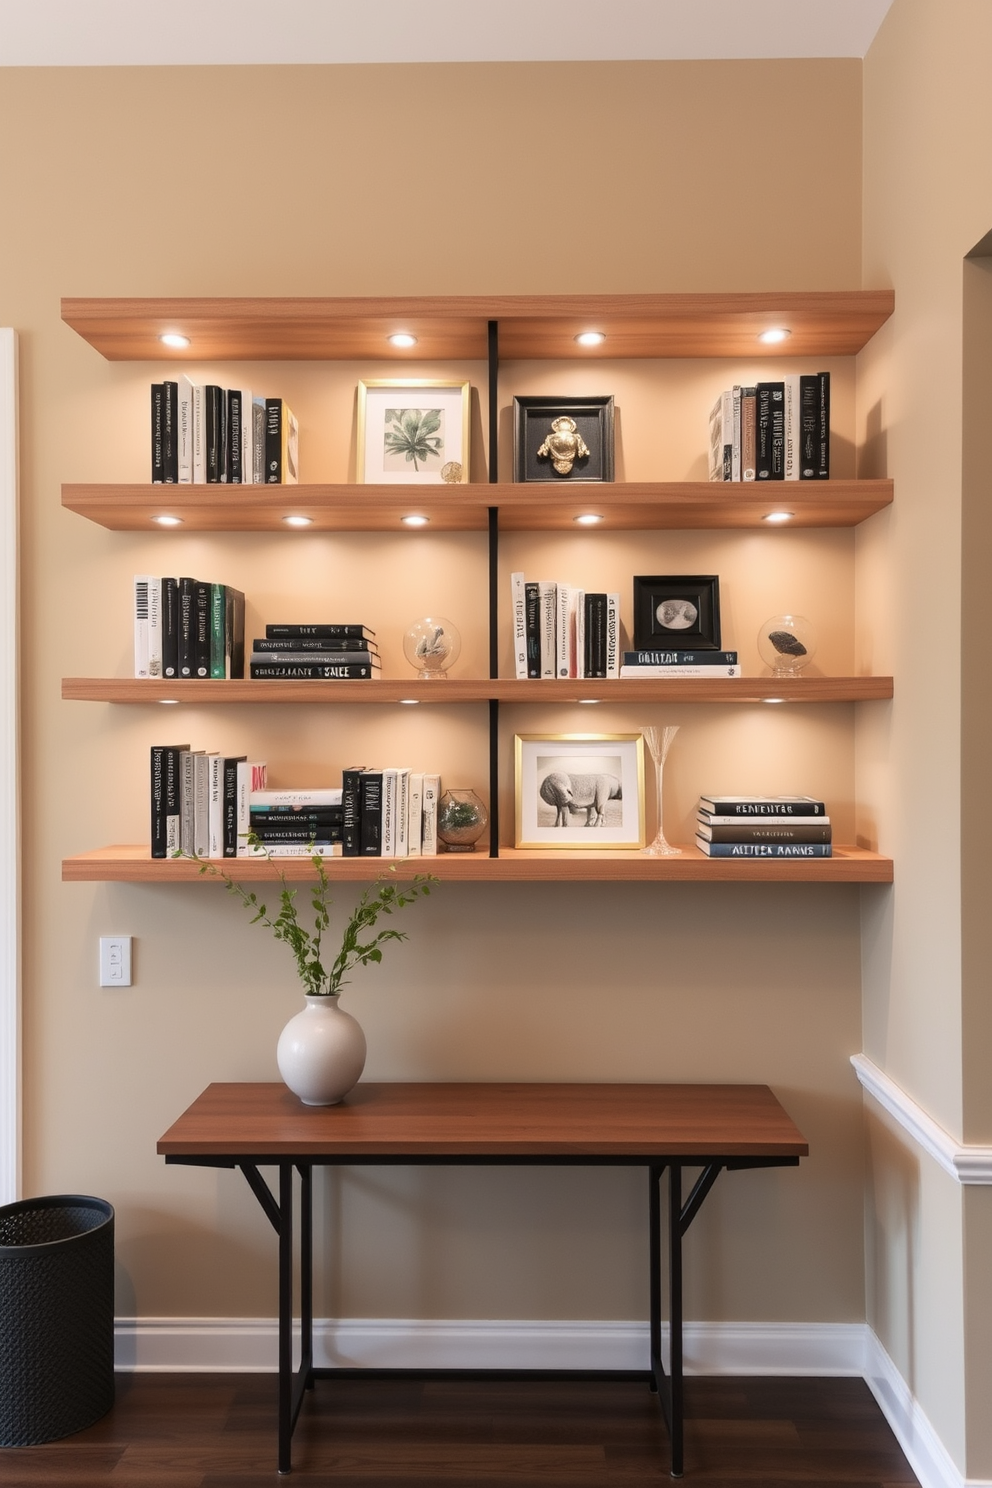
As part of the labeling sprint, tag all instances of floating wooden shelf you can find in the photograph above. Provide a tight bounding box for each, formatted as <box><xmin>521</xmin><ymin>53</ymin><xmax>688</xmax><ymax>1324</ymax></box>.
<box><xmin>61</xmin><ymin>479</ymin><xmax>893</xmax><ymax>533</ymax></box>
<box><xmin>61</xmin><ymin>844</ymin><xmax>893</xmax><ymax>885</ymax></box>
<box><xmin>61</xmin><ymin>291</ymin><xmax>895</xmax><ymax>363</ymax></box>
<box><xmin>62</xmin><ymin>676</ymin><xmax>894</xmax><ymax>705</ymax></box>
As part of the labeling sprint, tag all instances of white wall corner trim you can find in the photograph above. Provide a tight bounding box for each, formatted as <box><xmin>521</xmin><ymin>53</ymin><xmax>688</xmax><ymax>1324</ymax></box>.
<box><xmin>113</xmin><ymin>1315</ymin><xmax>866</xmax><ymax>1377</ymax></box>
<box><xmin>865</xmin><ymin>1329</ymin><xmax>991</xmax><ymax>1488</ymax></box>
<box><xmin>0</xmin><ymin>329</ymin><xmax>19</xmax><ymax>1206</ymax></box>
<box><xmin>851</xmin><ymin>1054</ymin><xmax>992</xmax><ymax>1184</ymax></box>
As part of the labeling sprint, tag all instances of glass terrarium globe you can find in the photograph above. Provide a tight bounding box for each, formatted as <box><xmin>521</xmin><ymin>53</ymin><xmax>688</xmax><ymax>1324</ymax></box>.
<box><xmin>402</xmin><ymin>616</ymin><xmax>462</xmax><ymax>680</ymax></box>
<box><xmin>436</xmin><ymin>789</ymin><xmax>488</xmax><ymax>852</ymax></box>
<box><xmin>757</xmin><ymin>614</ymin><xmax>817</xmax><ymax>676</ymax></box>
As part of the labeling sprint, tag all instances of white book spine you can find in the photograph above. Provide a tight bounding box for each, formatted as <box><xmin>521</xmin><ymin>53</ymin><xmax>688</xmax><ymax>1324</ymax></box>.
<box><xmin>207</xmin><ymin>754</ymin><xmax>224</xmax><ymax>858</ymax></box>
<box><xmin>731</xmin><ymin>385</ymin><xmax>742</xmax><ymax>481</ymax></box>
<box><xmin>407</xmin><ymin>772</ymin><xmax>424</xmax><ymax>857</ymax></box>
<box><xmin>784</xmin><ymin>374</ymin><xmax>802</xmax><ymax>480</ymax></box>
<box><xmin>555</xmin><ymin>584</ymin><xmax>574</xmax><ymax>678</ymax></box>
<box><xmin>180</xmin><ymin>750</ymin><xmax>196</xmax><ymax>857</ymax></box>
<box><xmin>133</xmin><ymin>575</ymin><xmax>162</xmax><ymax>678</ymax></box>
<box><xmin>239</xmin><ymin>388</ymin><xmax>254</xmax><ymax>483</ymax></box>
<box><xmin>178</xmin><ymin>376</ymin><xmax>195</xmax><ymax>483</ymax></box>
<box><xmin>510</xmin><ymin>571</ymin><xmax>528</xmax><ymax>680</ymax></box>
<box><xmin>251</xmin><ymin>788</ymin><xmax>342</xmax><ymax>807</ymax></box>
<box><xmin>192</xmin><ymin>384</ymin><xmax>205</xmax><ymax>483</ymax></box>
<box><xmin>193</xmin><ymin>752</ymin><xmax>210</xmax><ymax>858</ymax></box>
<box><xmin>618</xmin><ymin>664</ymin><xmax>741</xmax><ymax>677</ymax></box>
<box><xmin>244</xmin><ymin>843</ymin><xmax>343</xmax><ymax>857</ymax></box>
<box><xmin>236</xmin><ymin>761</ymin><xmax>268</xmax><ymax>855</ymax></box>
<box><xmin>381</xmin><ymin>768</ymin><xmax>398</xmax><ymax>856</ymax></box>
<box><xmin>421</xmin><ymin>774</ymin><xmax>440</xmax><ymax>856</ymax></box>
<box><xmin>252</xmin><ymin>397</ymin><xmax>266</xmax><ymax>484</ymax></box>
<box><xmin>575</xmin><ymin>593</ymin><xmax>586</xmax><ymax>680</ymax></box>
<box><xmin>538</xmin><ymin>581</ymin><xmax>557</xmax><ymax>678</ymax></box>
<box><xmin>605</xmin><ymin>593</ymin><xmax>621</xmax><ymax>679</ymax></box>
<box><xmin>395</xmin><ymin>769</ymin><xmax>410</xmax><ymax>857</ymax></box>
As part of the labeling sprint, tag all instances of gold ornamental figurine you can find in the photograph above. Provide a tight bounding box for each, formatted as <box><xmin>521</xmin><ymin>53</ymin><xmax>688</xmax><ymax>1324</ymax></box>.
<box><xmin>536</xmin><ymin>416</ymin><xmax>590</xmax><ymax>476</ymax></box>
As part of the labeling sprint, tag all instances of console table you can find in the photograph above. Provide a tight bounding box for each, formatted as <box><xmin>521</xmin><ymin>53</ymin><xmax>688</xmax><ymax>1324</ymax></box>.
<box><xmin>157</xmin><ymin>1081</ymin><xmax>808</xmax><ymax>1476</ymax></box>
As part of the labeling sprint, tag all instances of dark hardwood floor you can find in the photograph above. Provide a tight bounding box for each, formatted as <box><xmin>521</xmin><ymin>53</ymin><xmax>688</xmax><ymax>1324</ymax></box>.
<box><xmin>0</xmin><ymin>1373</ymin><xmax>920</xmax><ymax>1486</ymax></box>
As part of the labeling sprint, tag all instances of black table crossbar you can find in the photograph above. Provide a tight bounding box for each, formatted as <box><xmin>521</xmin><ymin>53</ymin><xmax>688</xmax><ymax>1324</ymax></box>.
<box><xmin>165</xmin><ymin>1151</ymin><xmax>801</xmax><ymax>1477</ymax></box>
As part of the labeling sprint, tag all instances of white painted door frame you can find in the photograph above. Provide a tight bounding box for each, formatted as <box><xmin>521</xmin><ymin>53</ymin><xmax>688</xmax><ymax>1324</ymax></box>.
<box><xmin>0</xmin><ymin>329</ymin><xmax>20</xmax><ymax>1204</ymax></box>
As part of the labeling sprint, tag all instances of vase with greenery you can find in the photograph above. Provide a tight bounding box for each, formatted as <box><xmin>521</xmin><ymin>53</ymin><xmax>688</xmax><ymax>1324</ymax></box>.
<box><xmin>201</xmin><ymin>846</ymin><xmax>436</xmax><ymax>1105</ymax></box>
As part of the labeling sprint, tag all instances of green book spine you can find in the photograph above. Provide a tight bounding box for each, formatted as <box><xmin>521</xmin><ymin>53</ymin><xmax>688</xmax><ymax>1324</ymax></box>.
<box><xmin>210</xmin><ymin>583</ymin><xmax>226</xmax><ymax>678</ymax></box>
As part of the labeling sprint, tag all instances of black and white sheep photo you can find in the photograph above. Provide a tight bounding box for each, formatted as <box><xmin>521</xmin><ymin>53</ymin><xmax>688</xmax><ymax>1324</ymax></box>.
<box><xmin>536</xmin><ymin>757</ymin><xmax>624</xmax><ymax>829</ymax></box>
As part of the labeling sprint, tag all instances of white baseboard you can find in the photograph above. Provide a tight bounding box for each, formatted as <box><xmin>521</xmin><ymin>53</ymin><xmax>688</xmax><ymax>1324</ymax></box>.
<box><xmin>114</xmin><ymin>1314</ymin><xmax>865</xmax><ymax>1376</ymax></box>
<box><xmin>863</xmin><ymin>1330</ymin><xmax>992</xmax><ymax>1488</ymax></box>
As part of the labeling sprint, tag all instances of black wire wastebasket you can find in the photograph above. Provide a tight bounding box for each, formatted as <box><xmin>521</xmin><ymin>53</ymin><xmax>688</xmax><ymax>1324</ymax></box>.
<box><xmin>0</xmin><ymin>1194</ymin><xmax>115</xmax><ymax>1446</ymax></box>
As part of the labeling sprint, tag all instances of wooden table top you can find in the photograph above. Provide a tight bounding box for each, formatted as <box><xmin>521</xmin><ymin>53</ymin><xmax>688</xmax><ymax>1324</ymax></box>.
<box><xmin>157</xmin><ymin>1082</ymin><xmax>808</xmax><ymax>1160</ymax></box>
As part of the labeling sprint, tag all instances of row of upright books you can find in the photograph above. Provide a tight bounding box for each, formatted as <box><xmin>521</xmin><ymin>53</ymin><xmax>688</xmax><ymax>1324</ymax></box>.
<box><xmin>510</xmin><ymin>573</ymin><xmax>621</xmax><ymax>679</ymax></box>
<box><xmin>134</xmin><ymin>576</ymin><xmax>245</xmax><ymax>679</ymax></box>
<box><xmin>708</xmin><ymin>373</ymin><xmax>830</xmax><ymax>482</ymax></box>
<box><xmin>694</xmin><ymin>794</ymin><xmax>832</xmax><ymax>857</ymax></box>
<box><xmin>150</xmin><ymin>381</ymin><xmax>298</xmax><ymax>484</ymax></box>
<box><xmin>249</xmin><ymin>624</ymin><xmax>379</xmax><ymax>681</ymax></box>
<box><xmin>150</xmin><ymin>749</ymin><xmax>443</xmax><ymax>860</ymax></box>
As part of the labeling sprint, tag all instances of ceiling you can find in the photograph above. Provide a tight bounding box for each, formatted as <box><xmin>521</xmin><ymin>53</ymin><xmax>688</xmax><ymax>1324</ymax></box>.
<box><xmin>0</xmin><ymin>0</ymin><xmax>896</xmax><ymax>66</ymax></box>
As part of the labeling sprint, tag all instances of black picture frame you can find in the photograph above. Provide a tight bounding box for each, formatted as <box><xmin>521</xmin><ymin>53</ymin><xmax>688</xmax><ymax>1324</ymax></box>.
<box><xmin>512</xmin><ymin>395</ymin><xmax>615</xmax><ymax>483</ymax></box>
<box><xmin>633</xmin><ymin>575</ymin><xmax>722</xmax><ymax>651</ymax></box>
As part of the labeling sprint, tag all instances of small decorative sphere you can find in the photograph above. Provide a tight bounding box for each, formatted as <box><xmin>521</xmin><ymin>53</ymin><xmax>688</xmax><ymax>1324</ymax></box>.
<box><xmin>436</xmin><ymin>789</ymin><xmax>488</xmax><ymax>852</ymax></box>
<box><xmin>403</xmin><ymin>616</ymin><xmax>462</xmax><ymax>679</ymax></box>
<box><xmin>757</xmin><ymin>614</ymin><xmax>817</xmax><ymax>675</ymax></box>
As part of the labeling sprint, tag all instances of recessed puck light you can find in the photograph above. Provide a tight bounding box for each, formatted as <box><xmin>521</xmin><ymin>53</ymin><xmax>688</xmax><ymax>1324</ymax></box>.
<box><xmin>401</xmin><ymin>514</ymin><xmax>429</xmax><ymax>527</ymax></box>
<box><xmin>758</xmin><ymin>328</ymin><xmax>791</xmax><ymax>345</ymax></box>
<box><xmin>762</xmin><ymin>511</ymin><xmax>794</xmax><ymax>523</ymax></box>
<box><xmin>152</xmin><ymin>515</ymin><xmax>183</xmax><ymax>526</ymax></box>
<box><xmin>399</xmin><ymin>699</ymin><xmax>420</xmax><ymax>705</ymax></box>
<box><xmin>575</xmin><ymin>331</ymin><xmax>606</xmax><ymax>346</ymax></box>
<box><xmin>282</xmin><ymin>515</ymin><xmax>313</xmax><ymax>527</ymax></box>
<box><xmin>159</xmin><ymin>333</ymin><xmax>190</xmax><ymax>349</ymax></box>
<box><xmin>573</xmin><ymin>513</ymin><xmax>604</xmax><ymax>525</ymax></box>
<box><xmin>388</xmin><ymin>333</ymin><xmax>418</xmax><ymax>348</ymax></box>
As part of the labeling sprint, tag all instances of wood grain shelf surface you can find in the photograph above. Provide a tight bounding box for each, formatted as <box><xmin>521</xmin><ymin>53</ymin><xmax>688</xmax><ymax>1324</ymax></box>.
<box><xmin>61</xmin><ymin>291</ymin><xmax>894</xmax><ymax>361</ymax></box>
<box><xmin>61</xmin><ymin>675</ymin><xmax>894</xmax><ymax>705</ymax></box>
<box><xmin>62</xmin><ymin>843</ymin><xmax>893</xmax><ymax>884</ymax></box>
<box><xmin>61</xmin><ymin>479</ymin><xmax>893</xmax><ymax>532</ymax></box>
<box><xmin>157</xmin><ymin>1080</ymin><xmax>809</xmax><ymax>1159</ymax></box>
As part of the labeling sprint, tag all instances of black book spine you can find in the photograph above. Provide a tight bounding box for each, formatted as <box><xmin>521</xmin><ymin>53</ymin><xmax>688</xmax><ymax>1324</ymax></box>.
<box><xmin>223</xmin><ymin>756</ymin><xmax>245</xmax><ymax>857</ymax></box>
<box><xmin>524</xmin><ymin>581</ymin><xmax>541</xmax><ymax>679</ymax></box>
<box><xmin>816</xmin><ymin>371</ymin><xmax>830</xmax><ymax>478</ymax></box>
<box><xmin>799</xmin><ymin>374</ymin><xmax>818</xmax><ymax>479</ymax></box>
<box><xmin>342</xmin><ymin>767</ymin><xmax>365</xmax><ymax>856</ymax></box>
<box><xmin>227</xmin><ymin>390</ymin><xmax>243</xmax><ymax>484</ymax></box>
<box><xmin>194</xmin><ymin>581</ymin><xmax>211</xmax><ymax>677</ymax></box>
<box><xmin>755</xmin><ymin>382</ymin><xmax>785</xmax><ymax>480</ymax></box>
<box><xmin>252</xmin><ymin>636</ymin><xmax>377</xmax><ymax>653</ymax></box>
<box><xmin>265</xmin><ymin>624</ymin><xmax>373</xmax><ymax>640</ymax></box>
<box><xmin>204</xmin><ymin>386</ymin><xmax>225</xmax><ymax>483</ymax></box>
<box><xmin>178</xmin><ymin>577</ymin><xmax>196</xmax><ymax>677</ymax></box>
<box><xmin>150</xmin><ymin>745</ymin><xmax>166</xmax><ymax>858</ymax></box>
<box><xmin>162</xmin><ymin>382</ymin><xmax>179</xmax><ymax>482</ymax></box>
<box><xmin>249</xmin><ymin>823</ymin><xmax>344</xmax><ymax>843</ymax></box>
<box><xmin>249</xmin><ymin>663</ymin><xmax>374</xmax><ymax>679</ymax></box>
<box><xmin>703</xmin><ymin>822</ymin><xmax>831</xmax><ymax>844</ymax></box>
<box><xmin>265</xmin><ymin>398</ymin><xmax>281</xmax><ymax>482</ymax></box>
<box><xmin>151</xmin><ymin>744</ymin><xmax>187</xmax><ymax>858</ymax></box>
<box><xmin>359</xmin><ymin>772</ymin><xmax>383</xmax><ymax>855</ymax></box>
<box><xmin>252</xmin><ymin>650</ymin><xmax>377</xmax><ymax>667</ymax></box>
<box><xmin>162</xmin><ymin>577</ymin><xmax>179</xmax><ymax>679</ymax></box>
<box><xmin>151</xmin><ymin>384</ymin><xmax>164</xmax><ymax>483</ymax></box>
<box><xmin>584</xmin><ymin>593</ymin><xmax>608</xmax><ymax>678</ymax></box>
<box><xmin>226</xmin><ymin>587</ymin><xmax>245</xmax><ymax>679</ymax></box>
<box><xmin>700</xmin><ymin>799</ymin><xmax>827</xmax><ymax>817</ymax></box>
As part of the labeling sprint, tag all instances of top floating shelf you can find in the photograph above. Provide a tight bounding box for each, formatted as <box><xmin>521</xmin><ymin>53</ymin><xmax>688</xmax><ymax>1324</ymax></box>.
<box><xmin>61</xmin><ymin>292</ymin><xmax>895</xmax><ymax>363</ymax></box>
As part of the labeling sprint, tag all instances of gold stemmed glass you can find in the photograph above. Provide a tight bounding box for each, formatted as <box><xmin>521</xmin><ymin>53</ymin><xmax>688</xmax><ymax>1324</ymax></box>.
<box><xmin>642</xmin><ymin>726</ymin><xmax>681</xmax><ymax>856</ymax></box>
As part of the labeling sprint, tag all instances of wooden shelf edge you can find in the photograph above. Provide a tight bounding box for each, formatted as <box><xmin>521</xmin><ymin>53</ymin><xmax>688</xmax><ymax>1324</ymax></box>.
<box><xmin>61</xmin><ymin>480</ymin><xmax>893</xmax><ymax>533</ymax></box>
<box><xmin>62</xmin><ymin>845</ymin><xmax>893</xmax><ymax>884</ymax></box>
<box><xmin>61</xmin><ymin>676</ymin><xmax>895</xmax><ymax>704</ymax></box>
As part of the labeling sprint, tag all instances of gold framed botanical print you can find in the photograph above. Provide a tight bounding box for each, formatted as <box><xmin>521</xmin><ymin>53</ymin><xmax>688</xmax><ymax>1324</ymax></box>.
<box><xmin>356</xmin><ymin>379</ymin><xmax>471</xmax><ymax>484</ymax></box>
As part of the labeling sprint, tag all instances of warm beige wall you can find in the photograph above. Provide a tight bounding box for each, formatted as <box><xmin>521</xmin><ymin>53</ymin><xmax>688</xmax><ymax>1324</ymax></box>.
<box><xmin>0</xmin><ymin>61</ymin><xmax>870</xmax><ymax>1328</ymax></box>
<box><xmin>860</xmin><ymin>0</ymin><xmax>992</xmax><ymax>1474</ymax></box>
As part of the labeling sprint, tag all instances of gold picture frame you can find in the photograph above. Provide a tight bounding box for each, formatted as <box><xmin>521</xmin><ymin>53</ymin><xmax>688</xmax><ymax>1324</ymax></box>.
<box><xmin>514</xmin><ymin>733</ymin><xmax>646</xmax><ymax>849</ymax></box>
<box><xmin>356</xmin><ymin>379</ymin><xmax>471</xmax><ymax>484</ymax></box>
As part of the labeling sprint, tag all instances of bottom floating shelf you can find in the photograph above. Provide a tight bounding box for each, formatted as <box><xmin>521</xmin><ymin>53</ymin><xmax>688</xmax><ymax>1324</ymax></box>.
<box><xmin>62</xmin><ymin>844</ymin><xmax>893</xmax><ymax>884</ymax></box>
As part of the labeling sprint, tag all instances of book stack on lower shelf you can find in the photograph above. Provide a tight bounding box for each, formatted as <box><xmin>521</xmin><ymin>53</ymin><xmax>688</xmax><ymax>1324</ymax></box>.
<box><xmin>249</xmin><ymin>624</ymin><xmax>379</xmax><ymax>680</ymax></box>
<box><xmin>695</xmin><ymin>795</ymin><xmax>832</xmax><ymax>858</ymax></box>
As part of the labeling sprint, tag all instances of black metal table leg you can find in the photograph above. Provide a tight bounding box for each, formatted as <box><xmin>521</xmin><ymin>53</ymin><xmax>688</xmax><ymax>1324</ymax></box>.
<box><xmin>277</xmin><ymin>1161</ymin><xmax>294</xmax><ymax>1474</ymax></box>
<box><xmin>648</xmin><ymin>1162</ymin><xmax>664</xmax><ymax>1395</ymax></box>
<box><xmin>299</xmin><ymin>1163</ymin><xmax>314</xmax><ymax>1393</ymax></box>
<box><xmin>668</xmin><ymin>1162</ymin><xmax>684</xmax><ymax>1477</ymax></box>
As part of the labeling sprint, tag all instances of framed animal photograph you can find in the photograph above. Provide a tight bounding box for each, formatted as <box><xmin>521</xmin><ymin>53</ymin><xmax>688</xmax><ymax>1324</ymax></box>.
<box><xmin>633</xmin><ymin>575</ymin><xmax>722</xmax><ymax>651</ymax></box>
<box><xmin>512</xmin><ymin>395</ymin><xmax>615</xmax><ymax>483</ymax></box>
<box><xmin>514</xmin><ymin>733</ymin><xmax>645</xmax><ymax>849</ymax></box>
<box><xmin>356</xmin><ymin>379</ymin><xmax>471</xmax><ymax>484</ymax></box>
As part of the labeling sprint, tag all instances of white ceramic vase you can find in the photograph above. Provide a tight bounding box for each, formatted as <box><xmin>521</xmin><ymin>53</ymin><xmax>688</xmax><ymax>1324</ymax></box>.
<box><xmin>276</xmin><ymin>994</ymin><xmax>367</xmax><ymax>1106</ymax></box>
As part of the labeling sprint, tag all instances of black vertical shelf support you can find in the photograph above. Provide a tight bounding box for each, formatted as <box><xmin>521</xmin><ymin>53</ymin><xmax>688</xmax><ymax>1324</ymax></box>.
<box><xmin>487</xmin><ymin>319</ymin><xmax>500</xmax><ymax>858</ymax></box>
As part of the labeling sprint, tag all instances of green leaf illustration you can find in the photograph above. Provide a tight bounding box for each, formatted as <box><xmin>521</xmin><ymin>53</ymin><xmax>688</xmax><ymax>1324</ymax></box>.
<box><xmin>383</xmin><ymin>408</ymin><xmax>443</xmax><ymax>472</ymax></box>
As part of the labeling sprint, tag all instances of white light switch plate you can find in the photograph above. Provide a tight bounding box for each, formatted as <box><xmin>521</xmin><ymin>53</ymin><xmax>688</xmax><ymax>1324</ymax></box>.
<box><xmin>99</xmin><ymin>936</ymin><xmax>132</xmax><ymax>987</ymax></box>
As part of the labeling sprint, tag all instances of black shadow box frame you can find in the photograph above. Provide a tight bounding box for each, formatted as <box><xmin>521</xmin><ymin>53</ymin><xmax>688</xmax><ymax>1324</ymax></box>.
<box><xmin>633</xmin><ymin>575</ymin><xmax>722</xmax><ymax>651</ymax></box>
<box><xmin>512</xmin><ymin>395</ymin><xmax>615</xmax><ymax>483</ymax></box>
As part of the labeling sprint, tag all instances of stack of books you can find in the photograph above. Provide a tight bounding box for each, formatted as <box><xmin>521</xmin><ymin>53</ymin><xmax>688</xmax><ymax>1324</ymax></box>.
<box><xmin>342</xmin><ymin>767</ymin><xmax>441</xmax><ymax>857</ymax></box>
<box><xmin>134</xmin><ymin>576</ymin><xmax>245</xmax><ymax>680</ymax></box>
<box><xmin>247</xmin><ymin>788</ymin><xmax>343</xmax><ymax>857</ymax></box>
<box><xmin>695</xmin><ymin>795</ymin><xmax>832</xmax><ymax>858</ymax></box>
<box><xmin>619</xmin><ymin>649</ymin><xmax>741</xmax><ymax>679</ymax></box>
<box><xmin>510</xmin><ymin>572</ymin><xmax>620</xmax><ymax>679</ymax></box>
<box><xmin>249</xmin><ymin>625</ymin><xmax>379</xmax><ymax>680</ymax></box>
<box><xmin>708</xmin><ymin>373</ymin><xmax>830</xmax><ymax>482</ymax></box>
<box><xmin>151</xmin><ymin>381</ymin><xmax>298</xmax><ymax>484</ymax></box>
<box><xmin>151</xmin><ymin>747</ymin><xmax>266</xmax><ymax>859</ymax></box>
